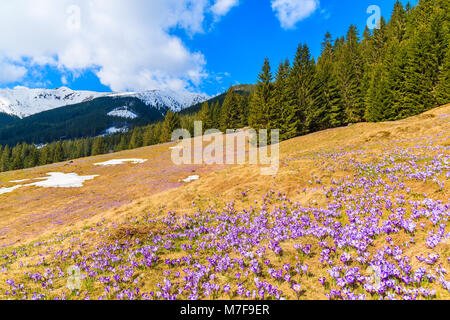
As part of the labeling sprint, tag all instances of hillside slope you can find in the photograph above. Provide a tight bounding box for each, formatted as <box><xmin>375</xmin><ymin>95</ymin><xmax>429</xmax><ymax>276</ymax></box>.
<box><xmin>180</xmin><ymin>84</ymin><xmax>254</xmax><ymax>115</ymax></box>
<box><xmin>0</xmin><ymin>86</ymin><xmax>209</xmax><ymax>119</ymax></box>
<box><xmin>0</xmin><ymin>104</ymin><xmax>448</xmax><ymax>300</ymax></box>
<box><xmin>0</xmin><ymin>86</ymin><xmax>107</xmax><ymax>119</ymax></box>
<box><xmin>0</xmin><ymin>96</ymin><xmax>166</xmax><ymax>145</ymax></box>
<box><xmin>0</xmin><ymin>87</ymin><xmax>209</xmax><ymax>145</ymax></box>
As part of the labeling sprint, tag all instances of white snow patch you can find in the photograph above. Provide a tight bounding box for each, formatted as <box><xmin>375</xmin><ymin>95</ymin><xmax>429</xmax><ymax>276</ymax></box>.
<box><xmin>107</xmin><ymin>107</ymin><xmax>138</xmax><ymax>119</ymax></box>
<box><xmin>94</xmin><ymin>159</ymin><xmax>147</xmax><ymax>166</ymax></box>
<box><xmin>26</xmin><ymin>172</ymin><xmax>99</xmax><ymax>188</ymax></box>
<box><xmin>181</xmin><ymin>175</ymin><xmax>199</xmax><ymax>183</ymax></box>
<box><xmin>104</xmin><ymin>126</ymin><xmax>129</xmax><ymax>135</ymax></box>
<box><xmin>34</xmin><ymin>143</ymin><xmax>47</xmax><ymax>150</ymax></box>
<box><xmin>9</xmin><ymin>179</ymin><xmax>30</xmax><ymax>183</ymax></box>
<box><xmin>0</xmin><ymin>185</ymin><xmax>24</xmax><ymax>195</ymax></box>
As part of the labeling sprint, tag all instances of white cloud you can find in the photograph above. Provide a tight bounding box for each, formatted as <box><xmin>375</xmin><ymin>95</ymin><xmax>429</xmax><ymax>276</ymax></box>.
<box><xmin>211</xmin><ymin>0</ymin><xmax>239</xmax><ymax>17</ymax></box>
<box><xmin>0</xmin><ymin>58</ymin><xmax>27</xmax><ymax>84</ymax></box>
<box><xmin>0</xmin><ymin>0</ymin><xmax>235</xmax><ymax>92</ymax></box>
<box><xmin>271</xmin><ymin>0</ymin><xmax>319</xmax><ymax>29</ymax></box>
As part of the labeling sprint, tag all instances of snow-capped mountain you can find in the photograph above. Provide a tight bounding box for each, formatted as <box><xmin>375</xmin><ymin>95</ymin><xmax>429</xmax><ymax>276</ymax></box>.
<box><xmin>124</xmin><ymin>90</ymin><xmax>209</xmax><ymax>112</ymax></box>
<box><xmin>0</xmin><ymin>86</ymin><xmax>209</xmax><ymax>119</ymax></box>
<box><xmin>0</xmin><ymin>86</ymin><xmax>107</xmax><ymax>118</ymax></box>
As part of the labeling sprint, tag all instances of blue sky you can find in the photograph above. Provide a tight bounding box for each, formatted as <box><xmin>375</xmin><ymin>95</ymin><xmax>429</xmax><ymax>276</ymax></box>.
<box><xmin>0</xmin><ymin>0</ymin><xmax>417</xmax><ymax>96</ymax></box>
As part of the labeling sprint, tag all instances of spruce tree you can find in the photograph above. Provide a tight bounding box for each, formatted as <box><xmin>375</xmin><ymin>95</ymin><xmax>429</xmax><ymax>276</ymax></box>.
<box><xmin>129</xmin><ymin>128</ymin><xmax>143</xmax><ymax>149</ymax></box>
<box><xmin>199</xmin><ymin>101</ymin><xmax>213</xmax><ymax>131</ymax></box>
<box><xmin>249</xmin><ymin>58</ymin><xmax>273</xmax><ymax>130</ymax></box>
<box><xmin>91</xmin><ymin>137</ymin><xmax>105</xmax><ymax>156</ymax></box>
<box><xmin>26</xmin><ymin>147</ymin><xmax>39</xmax><ymax>168</ymax></box>
<box><xmin>211</xmin><ymin>101</ymin><xmax>221</xmax><ymax>128</ymax></box>
<box><xmin>53</xmin><ymin>141</ymin><xmax>65</xmax><ymax>163</ymax></box>
<box><xmin>436</xmin><ymin>48</ymin><xmax>450</xmax><ymax>105</ymax></box>
<box><xmin>313</xmin><ymin>33</ymin><xmax>341</xmax><ymax>130</ymax></box>
<box><xmin>160</xmin><ymin>110</ymin><xmax>181</xmax><ymax>143</ymax></box>
<box><xmin>0</xmin><ymin>145</ymin><xmax>10</xmax><ymax>172</ymax></box>
<box><xmin>402</xmin><ymin>0</ymin><xmax>448</xmax><ymax>114</ymax></box>
<box><xmin>220</xmin><ymin>87</ymin><xmax>241</xmax><ymax>131</ymax></box>
<box><xmin>117</xmin><ymin>136</ymin><xmax>129</xmax><ymax>152</ymax></box>
<box><xmin>11</xmin><ymin>144</ymin><xmax>23</xmax><ymax>170</ymax></box>
<box><xmin>383</xmin><ymin>41</ymin><xmax>408</xmax><ymax>120</ymax></box>
<box><xmin>238</xmin><ymin>94</ymin><xmax>250</xmax><ymax>127</ymax></box>
<box><xmin>152</xmin><ymin>122</ymin><xmax>162</xmax><ymax>145</ymax></box>
<box><xmin>387</xmin><ymin>1</ymin><xmax>407</xmax><ymax>42</ymax></box>
<box><xmin>142</xmin><ymin>125</ymin><xmax>153</xmax><ymax>146</ymax></box>
<box><xmin>286</xmin><ymin>44</ymin><xmax>317</xmax><ymax>134</ymax></box>
<box><xmin>403</xmin><ymin>22</ymin><xmax>436</xmax><ymax>114</ymax></box>
<box><xmin>335</xmin><ymin>25</ymin><xmax>365</xmax><ymax>124</ymax></box>
<box><xmin>270</xmin><ymin>60</ymin><xmax>290</xmax><ymax>135</ymax></box>
<box><xmin>365</xmin><ymin>64</ymin><xmax>387</xmax><ymax>121</ymax></box>
<box><xmin>39</xmin><ymin>146</ymin><xmax>49</xmax><ymax>166</ymax></box>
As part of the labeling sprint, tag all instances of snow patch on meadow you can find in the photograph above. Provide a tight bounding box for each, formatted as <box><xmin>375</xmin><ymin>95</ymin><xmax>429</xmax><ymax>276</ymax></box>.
<box><xmin>94</xmin><ymin>159</ymin><xmax>147</xmax><ymax>166</ymax></box>
<box><xmin>0</xmin><ymin>173</ymin><xmax>99</xmax><ymax>195</ymax></box>
<box><xmin>0</xmin><ymin>185</ymin><xmax>24</xmax><ymax>195</ymax></box>
<box><xmin>27</xmin><ymin>172</ymin><xmax>99</xmax><ymax>188</ymax></box>
<box><xmin>181</xmin><ymin>175</ymin><xmax>199</xmax><ymax>183</ymax></box>
<box><xmin>9</xmin><ymin>179</ymin><xmax>30</xmax><ymax>183</ymax></box>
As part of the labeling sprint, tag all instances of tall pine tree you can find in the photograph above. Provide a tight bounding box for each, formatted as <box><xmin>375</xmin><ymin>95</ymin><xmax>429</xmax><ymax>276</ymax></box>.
<box><xmin>220</xmin><ymin>87</ymin><xmax>241</xmax><ymax>131</ymax></box>
<box><xmin>249</xmin><ymin>58</ymin><xmax>273</xmax><ymax>130</ymax></box>
<box><xmin>160</xmin><ymin>110</ymin><xmax>181</xmax><ymax>142</ymax></box>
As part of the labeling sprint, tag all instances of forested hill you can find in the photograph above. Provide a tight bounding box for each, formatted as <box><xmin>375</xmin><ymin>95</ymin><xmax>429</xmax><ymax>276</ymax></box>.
<box><xmin>0</xmin><ymin>114</ymin><xmax>19</xmax><ymax>127</ymax></box>
<box><xmin>238</xmin><ymin>0</ymin><xmax>449</xmax><ymax>140</ymax></box>
<box><xmin>180</xmin><ymin>84</ymin><xmax>255</xmax><ymax>116</ymax></box>
<box><xmin>0</xmin><ymin>96</ymin><xmax>167</xmax><ymax>146</ymax></box>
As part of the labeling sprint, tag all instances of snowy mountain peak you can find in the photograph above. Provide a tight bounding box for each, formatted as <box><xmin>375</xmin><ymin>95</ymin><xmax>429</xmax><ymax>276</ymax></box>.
<box><xmin>0</xmin><ymin>86</ymin><xmax>107</xmax><ymax>118</ymax></box>
<box><xmin>0</xmin><ymin>87</ymin><xmax>209</xmax><ymax>119</ymax></box>
<box><xmin>106</xmin><ymin>89</ymin><xmax>209</xmax><ymax>112</ymax></box>
<box><xmin>134</xmin><ymin>89</ymin><xmax>209</xmax><ymax>112</ymax></box>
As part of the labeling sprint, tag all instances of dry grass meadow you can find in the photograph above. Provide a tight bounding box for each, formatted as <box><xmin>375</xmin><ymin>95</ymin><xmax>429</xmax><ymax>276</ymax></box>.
<box><xmin>0</xmin><ymin>104</ymin><xmax>448</xmax><ymax>300</ymax></box>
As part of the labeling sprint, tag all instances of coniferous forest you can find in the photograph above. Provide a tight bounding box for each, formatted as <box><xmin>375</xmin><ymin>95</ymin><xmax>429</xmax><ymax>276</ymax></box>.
<box><xmin>0</xmin><ymin>0</ymin><xmax>448</xmax><ymax>173</ymax></box>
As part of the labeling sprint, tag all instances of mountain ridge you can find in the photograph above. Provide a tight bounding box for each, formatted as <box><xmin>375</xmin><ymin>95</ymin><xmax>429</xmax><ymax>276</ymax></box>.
<box><xmin>0</xmin><ymin>86</ymin><xmax>209</xmax><ymax>119</ymax></box>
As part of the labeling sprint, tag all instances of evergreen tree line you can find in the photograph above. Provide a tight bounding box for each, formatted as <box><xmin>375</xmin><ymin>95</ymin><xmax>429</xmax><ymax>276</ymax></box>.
<box><xmin>0</xmin><ymin>110</ymin><xmax>192</xmax><ymax>172</ymax></box>
<box><xmin>0</xmin><ymin>0</ymin><xmax>448</xmax><ymax>173</ymax></box>
<box><xmin>207</xmin><ymin>0</ymin><xmax>448</xmax><ymax>141</ymax></box>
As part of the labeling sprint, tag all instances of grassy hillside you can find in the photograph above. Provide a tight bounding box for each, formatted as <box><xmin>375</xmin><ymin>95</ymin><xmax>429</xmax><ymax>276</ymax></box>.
<box><xmin>0</xmin><ymin>104</ymin><xmax>448</xmax><ymax>300</ymax></box>
<box><xmin>0</xmin><ymin>96</ymin><xmax>166</xmax><ymax>146</ymax></box>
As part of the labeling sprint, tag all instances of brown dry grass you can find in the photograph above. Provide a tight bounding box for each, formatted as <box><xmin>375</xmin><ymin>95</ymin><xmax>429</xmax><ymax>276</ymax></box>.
<box><xmin>0</xmin><ymin>104</ymin><xmax>448</xmax><ymax>300</ymax></box>
<box><xmin>1</xmin><ymin>104</ymin><xmax>448</xmax><ymax>248</ymax></box>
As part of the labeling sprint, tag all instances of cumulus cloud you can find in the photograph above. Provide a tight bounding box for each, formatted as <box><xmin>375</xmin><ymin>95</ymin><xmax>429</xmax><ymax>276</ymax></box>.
<box><xmin>0</xmin><ymin>0</ymin><xmax>235</xmax><ymax>92</ymax></box>
<box><xmin>211</xmin><ymin>0</ymin><xmax>239</xmax><ymax>17</ymax></box>
<box><xmin>271</xmin><ymin>0</ymin><xmax>319</xmax><ymax>29</ymax></box>
<box><xmin>0</xmin><ymin>58</ymin><xmax>27</xmax><ymax>84</ymax></box>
